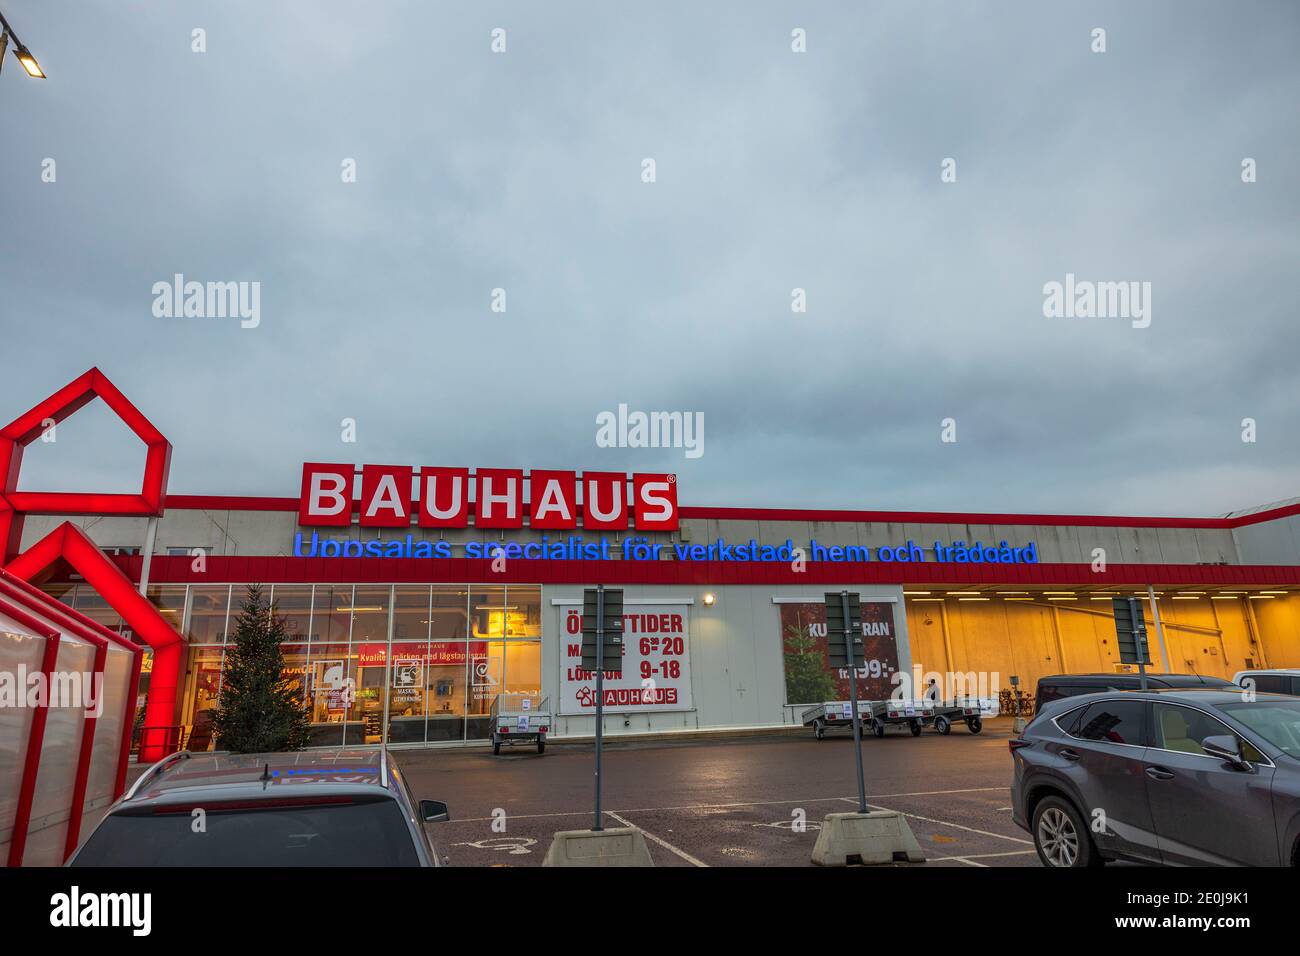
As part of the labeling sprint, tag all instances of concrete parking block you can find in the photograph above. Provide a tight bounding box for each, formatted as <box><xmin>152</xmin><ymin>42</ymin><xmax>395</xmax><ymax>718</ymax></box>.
<box><xmin>543</xmin><ymin>826</ymin><xmax>655</xmax><ymax>867</ymax></box>
<box><xmin>811</xmin><ymin>811</ymin><xmax>926</xmax><ymax>866</ymax></box>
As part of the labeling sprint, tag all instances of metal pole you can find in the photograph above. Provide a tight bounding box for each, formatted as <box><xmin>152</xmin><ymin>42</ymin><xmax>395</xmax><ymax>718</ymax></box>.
<box><xmin>843</xmin><ymin>591</ymin><xmax>867</xmax><ymax>815</ymax></box>
<box><xmin>1147</xmin><ymin>585</ymin><xmax>1171</xmax><ymax>673</ymax></box>
<box><xmin>593</xmin><ymin>584</ymin><xmax>604</xmax><ymax>832</ymax></box>
<box><xmin>138</xmin><ymin>516</ymin><xmax>159</xmax><ymax>596</ymax></box>
<box><xmin>1132</xmin><ymin>597</ymin><xmax>1149</xmax><ymax>691</ymax></box>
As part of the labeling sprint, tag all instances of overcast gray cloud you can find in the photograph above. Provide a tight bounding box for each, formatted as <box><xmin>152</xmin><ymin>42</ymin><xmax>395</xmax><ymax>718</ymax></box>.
<box><xmin>1</xmin><ymin>1</ymin><xmax>1297</xmax><ymax>517</ymax></box>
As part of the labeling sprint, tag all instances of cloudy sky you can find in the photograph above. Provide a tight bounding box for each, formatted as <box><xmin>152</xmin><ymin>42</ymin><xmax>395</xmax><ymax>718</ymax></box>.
<box><xmin>2</xmin><ymin>1</ymin><xmax>1297</xmax><ymax>517</ymax></box>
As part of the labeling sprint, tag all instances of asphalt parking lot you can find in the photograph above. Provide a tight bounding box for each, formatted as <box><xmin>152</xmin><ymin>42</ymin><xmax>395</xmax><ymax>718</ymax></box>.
<box><xmin>394</xmin><ymin>718</ymin><xmax>1041</xmax><ymax>867</ymax></box>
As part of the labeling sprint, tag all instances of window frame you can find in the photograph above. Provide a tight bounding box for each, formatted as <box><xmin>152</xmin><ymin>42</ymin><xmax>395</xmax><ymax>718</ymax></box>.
<box><xmin>1055</xmin><ymin>696</ymin><xmax>1150</xmax><ymax>749</ymax></box>
<box><xmin>1148</xmin><ymin>700</ymin><xmax>1276</xmax><ymax>768</ymax></box>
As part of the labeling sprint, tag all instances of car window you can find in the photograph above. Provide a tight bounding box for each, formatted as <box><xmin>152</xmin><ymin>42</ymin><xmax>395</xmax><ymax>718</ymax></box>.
<box><xmin>1292</xmin><ymin>677</ymin><xmax>1300</xmax><ymax>697</ymax></box>
<box><xmin>1068</xmin><ymin>700</ymin><xmax>1145</xmax><ymax>745</ymax></box>
<box><xmin>1248</xmin><ymin>675</ymin><xmax>1285</xmax><ymax>694</ymax></box>
<box><xmin>71</xmin><ymin>797</ymin><xmax>421</xmax><ymax>866</ymax></box>
<box><xmin>1057</xmin><ymin>705</ymin><xmax>1089</xmax><ymax>735</ymax></box>
<box><xmin>1219</xmin><ymin>700</ymin><xmax>1300</xmax><ymax>758</ymax></box>
<box><xmin>1152</xmin><ymin>703</ymin><xmax>1234</xmax><ymax>756</ymax></box>
<box><xmin>1037</xmin><ymin>683</ymin><xmax>1065</xmax><ymax>704</ymax></box>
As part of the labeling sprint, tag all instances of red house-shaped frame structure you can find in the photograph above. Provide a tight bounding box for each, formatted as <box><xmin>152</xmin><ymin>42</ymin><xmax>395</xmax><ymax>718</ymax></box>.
<box><xmin>0</xmin><ymin>369</ymin><xmax>180</xmax><ymax>762</ymax></box>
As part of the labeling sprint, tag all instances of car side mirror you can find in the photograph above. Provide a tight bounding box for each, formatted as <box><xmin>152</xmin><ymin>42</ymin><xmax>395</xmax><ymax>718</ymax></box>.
<box><xmin>1202</xmin><ymin>735</ymin><xmax>1254</xmax><ymax>772</ymax></box>
<box><xmin>420</xmin><ymin>799</ymin><xmax>450</xmax><ymax>823</ymax></box>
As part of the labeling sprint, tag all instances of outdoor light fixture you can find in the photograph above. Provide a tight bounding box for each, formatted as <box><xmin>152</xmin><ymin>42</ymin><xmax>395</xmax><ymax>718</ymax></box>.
<box><xmin>702</xmin><ymin>592</ymin><xmax>715</xmax><ymax>606</ymax></box>
<box><xmin>0</xmin><ymin>11</ymin><xmax>45</xmax><ymax>79</ymax></box>
<box><xmin>14</xmin><ymin>42</ymin><xmax>42</xmax><ymax>77</ymax></box>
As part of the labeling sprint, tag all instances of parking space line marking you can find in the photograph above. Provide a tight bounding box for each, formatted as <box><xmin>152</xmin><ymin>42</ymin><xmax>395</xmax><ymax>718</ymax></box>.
<box><xmin>948</xmin><ymin>857</ymin><xmax>987</xmax><ymax>867</ymax></box>
<box><xmin>851</xmin><ymin>800</ymin><xmax>1034</xmax><ymax>845</ymax></box>
<box><xmin>452</xmin><ymin>787</ymin><xmax>1011</xmax><ymax>823</ymax></box>
<box><xmin>605</xmin><ymin>810</ymin><xmax>709</xmax><ymax>867</ymax></box>
<box><xmin>929</xmin><ymin>850</ymin><xmax>1036</xmax><ymax>862</ymax></box>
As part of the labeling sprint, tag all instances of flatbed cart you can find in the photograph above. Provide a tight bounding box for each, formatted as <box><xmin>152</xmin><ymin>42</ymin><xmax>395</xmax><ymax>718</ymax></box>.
<box><xmin>866</xmin><ymin>699</ymin><xmax>936</xmax><ymax>737</ymax></box>
<box><xmin>490</xmin><ymin>693</ymin><xmax>551</xmax><ymax>754</ymax></box>
<box><xmin>802</xmin><ymin>700</ymin><xmax>874</xmax><ymax>739</ymax></box>
<box><xmin>926</xmin><ymin>696</ymin><xmax>998</xmax><ymax>735</ymax></box>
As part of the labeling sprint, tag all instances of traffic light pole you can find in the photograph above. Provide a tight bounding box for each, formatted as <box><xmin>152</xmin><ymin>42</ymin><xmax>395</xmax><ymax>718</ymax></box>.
<box><xmin>842</xmin><ymin>590</ymin><xmax>867</xmax><ymax>814</ymax></box>
<box><xmin>593</xmin><ymin>583</ymin><xmax>605</xmax><ymax>832</ymax></box>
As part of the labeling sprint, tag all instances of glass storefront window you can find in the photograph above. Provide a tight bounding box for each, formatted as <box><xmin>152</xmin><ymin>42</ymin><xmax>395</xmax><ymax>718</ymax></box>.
<box><xmin>466</xmin><ymin>640</ymin><xmax>504</xmax><ymax>740</ymax></box>
<box><xmin>305</xmin><ymin>643</ymin><xmax>351</xmax><ymax>746</ymax></box>
<box><xmin>180</xmin><ymin>646</ymin><xmax>225</xmax><ymax>752</ymax></box>
<box><xmin>269</xmin><ymin>585</ymin><xmax>312</xmax><ymax>643</ymax></box>
<box><xmin>73</xmin><ymin>588</ymin><xmax>127</xmax><ymax>636</ymax></box>
<box><xmin>427</xmin><ymin>587</ymin><xmax>471</xmax><ymax>742</ymax></box>
<box><xmin>386</xmin><ymin>587</ymin><xmax>429</xmax><ymax>744</ymax></box>
<box><xmin>503</xmin><ymin>639</ymin><xmax>542</xmax><ymax>699</ymax></box>
<box><xmin>113</xmin><ymin>581</ymin><xmax>542</xmax><ymax>749</ymax></box>
<box><xmin>313</xmin><ymin>586</ymin><xmax>353</xmax><ymax>643</ymax></box>
<box><xmin>146</xmin><ymin>585</ymin><xmax>187</xmax><ymax>636</ymax></box>
<box><xmin>186</xmin><ymin>586</ymin><xmax>230</xmax><ymax>644</ymax></box>
<box><xmin>40</xmin><ymin>581</ymin><xmax>77</xmax><ymax>606</ymax></box>
<box><xmin>470</xmin><ymin>585</ymin><xmax>509</xmax><ymax>641</ymax></box>
<box><xmin>130</xmin><ymin>649</ymin><xmax>154</xmax><ymax>753</ymax></box>
<box><xmin>507</xmin><ymin>586</ymin><xmax>542</xmax><ymax>639</ymax></box>
<box><xmin>348</xmin><ymin>587</ymin><xmax>390</xmax><ymax>745</ymax></box>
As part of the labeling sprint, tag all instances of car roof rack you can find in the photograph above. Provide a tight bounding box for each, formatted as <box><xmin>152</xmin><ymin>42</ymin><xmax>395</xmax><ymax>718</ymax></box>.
<box><xmin>124</xmin><ymin>750</ymin><xmax>192</xmax><ymax>801</ymax></box>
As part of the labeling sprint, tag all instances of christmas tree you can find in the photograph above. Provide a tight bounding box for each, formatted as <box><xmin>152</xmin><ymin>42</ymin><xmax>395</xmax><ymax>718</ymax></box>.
<box><xmin>211</xmin><ymin>585</ymin><xmax>311</xmax><ymax>753</ymax></box>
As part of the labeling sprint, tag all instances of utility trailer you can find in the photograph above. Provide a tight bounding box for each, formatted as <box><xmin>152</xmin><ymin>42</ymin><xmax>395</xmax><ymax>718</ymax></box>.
<box><xmin>802</xmin><ymin>699</ymin><xmax>937</xmax><ymax>739</ymax></box>
<box><xmin>866</xmin><ymin>699</ymin><xmax>936</xmax><ymax>737</ymax></box>
<box><xmin>926</xmin><ymin>696</ymin><xmax>999</xmax><ymax>735</ymax></box>
<box><xmin>802</xmin><ymin>700</ymin><xmax>874</xmax><ymax>739</ymax></box>
<box><xmin>490</xmin><ymin>693</ymin><xmax>551</xmax><ymax>755</ymax></box>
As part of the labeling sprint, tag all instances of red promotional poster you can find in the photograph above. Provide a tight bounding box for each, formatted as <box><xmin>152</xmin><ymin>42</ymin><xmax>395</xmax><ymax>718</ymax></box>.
<box><xmin>779</xmin><ymin>601</ymin><xmax>900</xmax><ymax>704</ymax></box>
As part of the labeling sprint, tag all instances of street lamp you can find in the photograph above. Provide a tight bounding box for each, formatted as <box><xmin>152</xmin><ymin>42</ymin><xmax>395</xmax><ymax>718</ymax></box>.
<box><xmin>0</xmin><ymin>9</ymin><xmax>45</xmax><ymax>79</ymax></box>
<box><xmin>14</xmin><ymin>42</ymin><xmax>44</xmax><ymax>78</ymax></box>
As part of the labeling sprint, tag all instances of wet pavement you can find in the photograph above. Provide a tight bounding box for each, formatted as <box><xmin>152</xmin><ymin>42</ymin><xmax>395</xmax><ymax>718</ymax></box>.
<box><xmin>394</xmin><ymin>719</ymin><xmax>1040</xmax><ymax>867</ymax></box>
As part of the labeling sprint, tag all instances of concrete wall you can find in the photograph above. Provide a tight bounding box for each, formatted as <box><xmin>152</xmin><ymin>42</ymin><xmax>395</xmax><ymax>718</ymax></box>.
<box><xmin>18</xmin><ymin>509</ymin><xmax>1243</xmax><ymax>568</ymax></box>
<box><xmin>542</xmin><ymin>583</ymin><xmax>909</xmax><ymax>739</ymax></box>
<box><xmin>1233</xmin><ymin>514</ymin><xmax>1300</xmax><ymax>566</ymax></box>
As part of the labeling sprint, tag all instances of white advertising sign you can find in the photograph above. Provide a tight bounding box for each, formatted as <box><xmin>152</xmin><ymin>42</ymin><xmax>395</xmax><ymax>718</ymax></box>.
<box><xmin>558</xmin><ymin>602</ymin><xmax>693</xmax><ymax>716</ymax></box>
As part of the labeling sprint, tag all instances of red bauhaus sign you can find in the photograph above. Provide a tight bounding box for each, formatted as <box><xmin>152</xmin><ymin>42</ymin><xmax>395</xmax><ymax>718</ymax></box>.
<box><xmin>299</xmin><ymin>463</ymin><xmax>678</xmax><ymax>532</ymax></box>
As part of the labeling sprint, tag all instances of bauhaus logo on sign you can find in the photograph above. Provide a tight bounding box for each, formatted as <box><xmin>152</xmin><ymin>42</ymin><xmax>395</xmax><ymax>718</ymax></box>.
<box><xmin>298</xmin><ymin>463</ymin><xmax>678</xmax><ymax>532</ymax></box>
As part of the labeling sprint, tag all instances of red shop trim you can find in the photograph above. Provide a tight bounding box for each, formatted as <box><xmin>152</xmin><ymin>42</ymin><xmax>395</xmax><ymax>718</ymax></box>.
<box><xmin>110</xmin><ymin>553</ymin><xmax>1300</xmax><ymax>589</ymax></box>
<box><xmin>159</xmin><ymin>495</ymin><xmax>1300</xmax><ymax>530</ymax></box>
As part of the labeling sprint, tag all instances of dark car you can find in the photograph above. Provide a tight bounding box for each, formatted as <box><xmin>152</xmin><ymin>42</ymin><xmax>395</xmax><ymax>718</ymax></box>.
<box><xmin>68</xmin><ymin>748</ymin><xmax>450</xmax><ymax>866</ymax></box>
<box><xmin>1010</xmin><ymin>689</ymin><xmax>1300</xmax><ymax>866</ymax></box>
<box><xmin>1035</xmin><ymin>672</ymin><xmax>1234</xmax><ymax>706</ymax></box>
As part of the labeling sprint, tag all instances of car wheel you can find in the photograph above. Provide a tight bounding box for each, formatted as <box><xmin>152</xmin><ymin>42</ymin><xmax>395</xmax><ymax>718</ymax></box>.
<box><xmin>492</xmin><ymin>735</ymin><xmax>501</xmax><ymax>755</ymax></box>
<box><xmin>814</xmin><ymin>720</ymin><xmax>825</xmax><ymax>740</ymax></box>
<box><xmin>872</xmin><ymin>720</ymin><xmax>885</xmax><ymax>738</ymax></box>
<box><xmin>910</xmin><ymin>720</ymin><xmax>922</xmax><ymax>737</ymax></box>
<box><xmin>934</xmin><ymin>715</ymin><xmax>951</xmax><ymax>735</ymax></box>
<box><xmin>1032</xmin><ymin>796</ymin><xmax>1100</xmax><ymax>868</ymax></box>
<box><xmin>537</xmin><ymin>735</ymin><xmax>545</xmax><ymax>754</ymax></box>
<box><xmin>968</xmin><ymin>717</ymin><xmax>983</xmax><ymax>734</ymax></box>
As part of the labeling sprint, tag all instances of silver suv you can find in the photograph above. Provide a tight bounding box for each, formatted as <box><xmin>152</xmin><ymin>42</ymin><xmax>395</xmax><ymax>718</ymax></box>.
<box><xmin>1011</xmin><ymin>689</ymin><xmax>1300</xmax><ymax>866</ymax></box>
<box><xmin>68</xmin><ymin>749</ymin><xmax>450</xmax><ymax>867</ymax></box>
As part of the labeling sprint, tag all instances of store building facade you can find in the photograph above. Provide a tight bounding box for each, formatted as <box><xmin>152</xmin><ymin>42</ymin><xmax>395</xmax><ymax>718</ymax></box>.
<box><xmin>6</xmin><ymin>370</ymin><xmax>1300</xmax><ymax>755</ymax></box>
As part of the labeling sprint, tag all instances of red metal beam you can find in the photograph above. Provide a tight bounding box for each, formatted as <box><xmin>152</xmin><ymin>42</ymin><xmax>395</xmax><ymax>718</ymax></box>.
<box><xmin>5</xmin><ymin>523</ymin><xmax>182</xmax><ymax>761</ymax></box>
